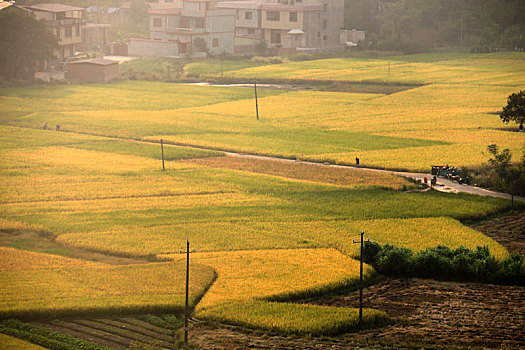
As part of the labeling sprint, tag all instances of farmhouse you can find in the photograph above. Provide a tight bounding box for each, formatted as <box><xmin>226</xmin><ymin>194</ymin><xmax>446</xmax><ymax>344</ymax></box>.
<box><xmin>65</xmin><ymin>58</ymin><xmax>120</xmax><ymax>83</ymax></box>
<box><xmin>129</xmin><ymin>0</ymin><xmax>235</xmax><ymax>57</ymax></box>
<box><xmin>23</xmin><ymin>3</ymin><xmax>84</xmax><ymax>67</ymax></box>
<box><xmin>217</xmin><ymin>0</ymin><xmax>344</xmax><ymax>54</ymax></box>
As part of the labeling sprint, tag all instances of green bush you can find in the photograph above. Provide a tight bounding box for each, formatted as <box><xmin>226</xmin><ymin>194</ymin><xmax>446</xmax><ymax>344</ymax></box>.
<box><xmin>411</xmin><ymin>246</ymin><xmax>453</xmax><ymax>279</ymax></box>
<box><xmin>368</xmin><ymin>243</ymin><xmax>523</xmax><ymax>285</ymax></box>
<box><xmin>375</xmin><ymin>244</ymin><xmax>413</xmax><ymax>276</ymax></box>
<box><xmin>363</xmin><ymin>240</ymin><xmax>381</xmax><ymax>264</ymax></box>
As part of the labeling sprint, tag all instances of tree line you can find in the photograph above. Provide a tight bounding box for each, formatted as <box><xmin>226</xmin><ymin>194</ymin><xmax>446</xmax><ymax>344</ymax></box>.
<box><xmin>345</xmin><ymin>0</ymin><xmax>525</xmax><ymax>52</ymax></box>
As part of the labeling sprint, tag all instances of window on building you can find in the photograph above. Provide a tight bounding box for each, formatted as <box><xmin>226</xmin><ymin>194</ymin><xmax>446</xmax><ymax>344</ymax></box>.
<box><xmin>289</xmin><ymin>12</ymin><xmax>297</xmax><ymax>22</ymax></box>
<box><xmin>266</xmin><ymin>11</ymin><xmax>280</xmax><ymax>21</ymax></box>
<box><xmin>323</xmin><ymin>35</ymin><xmax>327</xmax><ymax>40</ymax></box>
<box><xmin>165</xmin><ymin>0</ymin><xmax>174</xmax><ymax>2</ymax></box>
<box><xmin>248</xmin><ymin>28</ymin><xmax>255</xmax><ymax>34</ymax></box>
<box><xmin>323</xmin><ymin>20</ymin><xmax>327</xmax><ymax>29</ymax></box>
<box><xmin>245</xmin><ymin>11</ymin><xmax>252</xmax><ymax>20</ymax></box>
<box><xmin>323</xmin><ymin>4</ymin><xmax>327</xmax><ymax>10</ymax></box>
<box><xmin>75</xmin><ymin>25</ymin><xmax>80</xmax><ymax>36</ymax></box>
<box><xmin>195</xmin><ymin>18</ymin><xmax>204</xmax><ymax>28</ymax></box>
<box><xmin>180</xmin><ymin>18</ymin><xmax>190</xmax><ymax>28</ymax></box>
<box><xmin>296</xmin><ymin>0</ymin><xmax>302</xmax><ymax>2</ymax></box>
<box><xmin>317</xmin><ymin>31</ymin><xmax>320</xmax><ymax>37</ymax></box>
<box><xmin>55</xmin><ymin>27</ymin><xmax>60</xmax><ymax>39</ymax></box>
<box><xmin>213</xmin><ymin>38</ymin><xmax>219</xmax><ymax>47</ymax></box>
<box><xmin>153</xmin><ymin>18</ymin><xmax>162</xmax><ymax>27</ymax></box>
<box><xmin>271</xmin><ymin>30</ymin><xmax>281</xmax><ymax>44</ymax></box>
<box><xmin>180</xmin><ymin>42</ymin><xmax>187</xmax><ymax>54</ymax></box>
<box><xmin>65</xmin><ymin>26</ymin><xmax>72</xmax><ymax>38</ymax></box>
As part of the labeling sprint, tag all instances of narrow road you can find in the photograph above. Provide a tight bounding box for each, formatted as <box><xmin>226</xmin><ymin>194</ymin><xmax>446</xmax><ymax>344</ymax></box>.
<box><xmin>15</xmin><ymin>125</ymin><xmax>524</xmax><ymax>203</ymax></box>
<box><xmin>225</xmin><ymin>152</ymin><xmax>525</xmax><ymax>203</ymax></box>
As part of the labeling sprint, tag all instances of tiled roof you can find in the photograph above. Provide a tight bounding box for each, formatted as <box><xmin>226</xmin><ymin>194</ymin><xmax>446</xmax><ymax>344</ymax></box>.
<box><xmin>68</xmin><ymin>58</ymin><xmax>118</xmax><ymax>66</ymax></box>
<box><xmin>24</xmin><ymin>3</ymin><xmax>84</xmax><ymax>12</ymax></box>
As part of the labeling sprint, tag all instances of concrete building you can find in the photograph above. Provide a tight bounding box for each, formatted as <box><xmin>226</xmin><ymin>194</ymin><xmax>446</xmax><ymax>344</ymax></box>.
<box><xmin>340</xmin><ymin>29</ymin><xmax>365</xmax><ymax>46</ymax></box>
<box><xmin>217</xmin><ymin>0</ymin><xmax>344</xmax><ymax>53</ymax></box>
<box><xmin>65</xmin><ymin>58</ymin><xmax>120</xmax><ymax>83</ymax></box>
<box><xmin>24</xmin><ymin>3</ymin><xmax>84</xmax><ymax>64</ymax></box>
<box><xmin>129</xmin><ymin>0</ymin><xmax>235</xmax><ymax>57</ymax></box>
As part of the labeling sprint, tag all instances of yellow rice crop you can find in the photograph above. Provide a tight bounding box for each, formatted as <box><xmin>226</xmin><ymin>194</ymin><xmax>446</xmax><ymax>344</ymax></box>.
<box><xmin>162</xmin><ymin>248</ymin><xmax>370</xmax><ymax>310</ymax></box>
<box><xmin>0</xmin><ymin>334</ymin><xmax>47</xmax><ymax>350</ymax></box>
<box><xmin>0</xmin><ymin>249</ymin><xmax>215</xmax><ymax>318</ymax></box>
<box><xmin>0</xmin><ymin>247</ymin><xmax>105</xmax><ymax>272</ymax></box>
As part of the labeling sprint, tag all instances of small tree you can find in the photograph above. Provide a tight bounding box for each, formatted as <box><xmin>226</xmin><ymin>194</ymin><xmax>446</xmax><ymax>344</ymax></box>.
<box><xmin>193</xmin><ymin>37</ymin><xmax>209</xmax><ymax>53</ymax></box>
<box><xmin>500</xmin><ymin>90</ymin><xmax>525</xmax><ymax>131</ymax></box>
<box><xmin>486</xmin><ymin>144</ymin><xmax>525</xmax><ymax>208</ymax></box>
<box><xmin>0</xmin><ymin>12</ymin><xmax>58</xmax><ymax>80</ymax></box>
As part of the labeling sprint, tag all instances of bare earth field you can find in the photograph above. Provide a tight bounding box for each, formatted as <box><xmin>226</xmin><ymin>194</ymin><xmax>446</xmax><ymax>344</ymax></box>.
<box><xmin>189</xmin><ymin>278</ymin><xmax>525</xmax><ymax>350</ymax></box>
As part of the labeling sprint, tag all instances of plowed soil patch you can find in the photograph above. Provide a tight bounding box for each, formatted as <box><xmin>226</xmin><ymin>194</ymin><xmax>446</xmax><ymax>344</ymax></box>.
<box><xmin>190</xmin><ymin>278</ymin><xmax>525</xmax><ymax>350</ymax></box>
<box><xmin>468</xmin><ymin>211</ymin><xmax>525</xmax><ymax>256</ymax></box>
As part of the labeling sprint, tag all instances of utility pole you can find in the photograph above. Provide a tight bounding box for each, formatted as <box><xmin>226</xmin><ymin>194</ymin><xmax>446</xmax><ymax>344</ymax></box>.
<box><xmin>184</xmin><ymin>238</ymin><xmax>190</xmax><ymax>343</ymax></box>
<box><xmin>179</xmin><ymin>239</ymin><xmax>195</xmax><ymax>344</ymax></box>
<box><xmin>220</xmin><ymin>53</ymin><xmax>224</xmax><ymax>80</ymax></box>
<box><xmin>160</xmin><ymin>139</ymin><xmax>165</xmax><ymax>171</ymax></box>
<box><xmin>254</xmin><ymin>82</ymin><xmax>259</xmax><ymax>121</ymax></box>
<box><xmin>352</xmin><ymin>230</ymin><xmax>369</xmax><ymax>325</ymax></box>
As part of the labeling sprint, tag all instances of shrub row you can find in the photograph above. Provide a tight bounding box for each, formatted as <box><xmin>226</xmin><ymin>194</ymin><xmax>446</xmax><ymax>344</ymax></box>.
<box><xmin>363</xmin><ymin>242</ymin><xmax>523</xmax><ymax>285</ymax></box>
<box><xmin>250</xmin><ymin>56</ymin><xmax>285</xmax><ymax>64</ymax></box>
<box><xmin>0</xmin><ymin>319</ymin><xmax>110</xmax><ymax>350</ymax></box>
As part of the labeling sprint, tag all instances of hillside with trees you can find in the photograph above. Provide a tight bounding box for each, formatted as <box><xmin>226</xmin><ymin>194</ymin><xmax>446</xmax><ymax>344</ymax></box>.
<box><xmin>345</xmin><ymin>0</ymin><xmax>525</xmax><ymax>52</ymax></box>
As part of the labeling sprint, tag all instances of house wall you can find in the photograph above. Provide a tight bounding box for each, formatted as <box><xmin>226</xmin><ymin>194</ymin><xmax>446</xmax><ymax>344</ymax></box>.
<box><xmin>66</xmin><ymin>63</ymin><xmax>119</xmax><ymax>83</ymax></box>
<box><xmin>235</xmin><ymin>9</ymin><xmax>259</xmax><ymax>28</ymax></box>
<box><xmin>261</xmin><ymin>9</ymin><xmax>304</xmax><ymax>30</ymax></box>
<box><xmin>129</xmin><ymin>38</ymin><xmax>180</xmax><ymax>57</ymax></box>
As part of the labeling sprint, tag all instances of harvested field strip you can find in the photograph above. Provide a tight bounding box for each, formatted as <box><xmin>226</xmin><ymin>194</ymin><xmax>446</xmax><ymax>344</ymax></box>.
<box><xmin>90</xmin><ymin>319</ymin><xmax>173</xmax><ymax>343</ymax></box>
<box><xmin>119</xmin><ymin>317</ymin><xmax>174</xmax><ymax>336</ymax></box>
<box><xmin>184</xmin><ymin>155</ymin><xmax>412</xmax><ymax>190</ymax></box>
<box><xmin>33</xmin><ymin>317</ymin><xmax>178</xmax><ymax>350</ymax></box>
<box><xmin>74</xmin><ymin>320</ymin><xmax>174</xmax><ymax>348</ymax></box>
<box><xmin>32</xmin><ymin>320</ymin><xmax>131</xmax><ymax>350</ymax></box>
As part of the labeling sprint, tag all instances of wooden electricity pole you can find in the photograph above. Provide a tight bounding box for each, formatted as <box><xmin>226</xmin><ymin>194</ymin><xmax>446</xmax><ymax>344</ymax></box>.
<box><xmin>255</xmin><ymin>82</ymin><xmax>259</xmax><ymax>121</ymax></box>
<box><xmin>160</xmin><ymin>139</ymin><xmax>165</xmax><ymax>171</ymax></box>
<box><xmin>352</xmin><ymin>230</ymin><xmax>368</xmax><ymax>325</ymax></box>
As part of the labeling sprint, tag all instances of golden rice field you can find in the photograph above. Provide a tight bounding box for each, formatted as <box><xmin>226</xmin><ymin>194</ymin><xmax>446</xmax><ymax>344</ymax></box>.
<box><xmin>186</xmin><ymin>52</ymin><xmax>525</xmax><ymax>86</ymax></box>
<box><xmin>0</xmin><ymin>247</ymin><xmax>215</xmax><ymax>319</ymax></box>
<box><xmin>0</xmin><ymin>334</ymin><xmax>47</xmax><ymax>350</ymax></box>
<box><xmin>0</xmin><ymin>52</ymin><xmax>521</xmax><ymax>335</ymax></box>
<box><xmin>200</xmin><ymin>301</ymin><xmax>388</xmax><ymax>336</ymax></box>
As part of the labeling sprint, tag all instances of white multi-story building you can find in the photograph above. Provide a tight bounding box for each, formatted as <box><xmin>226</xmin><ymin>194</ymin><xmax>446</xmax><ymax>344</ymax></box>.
<box><xmin>129</xmin><ymin>0</ymin><xmax>235</xmax><ymax>57</ymax></box>
<box><xmin>217</xmin><ymin>0</ymin><xmax>344</xmax><ymax>53</ymax></box>
<box><xmin>23</xmin><ymin>3</ymin><xmax>84</xmax><ymax>63</ymax></box>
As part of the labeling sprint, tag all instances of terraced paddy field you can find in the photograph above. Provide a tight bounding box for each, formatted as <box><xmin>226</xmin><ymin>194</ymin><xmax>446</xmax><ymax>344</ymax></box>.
<box><xmin>0</xmin><ymin>52</ymin><xmax>523</xmax><ymax>348</ymax></box>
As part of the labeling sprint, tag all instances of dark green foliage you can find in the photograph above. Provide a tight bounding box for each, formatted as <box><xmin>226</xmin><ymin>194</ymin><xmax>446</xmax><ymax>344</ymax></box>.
<box><xmin>193</xmin><ymin>37</ymin><xmax>209</xmax><ymax>53</ymax></box>
<box><xmin>0</xmin><ymin>319</ymin><xmax>111</xmax><ymax>350</ymax></box>
<box><xmin>345</xmin><ymin>0</ymin><xmax>525</xmax><ymax>52</ymax></box>
<box><xmin>362</xmin><ymin>240</ymin><xmax>381</xmax><ymax>264</ymax></box>
<box><xmin>0</xmin><ymin>12</ymin><xmax>58</xmax><ymax>80</ymax></box>
<box><xmin>375</xmin><ymin>244</ymin><xmax>413</xmax><ymax>276</ymax></box>
<box><xmin>411</xmin><ymin>246</ymin><xmax>453</xmax><ymax>279</ymax></box>
<box><xmin>368</xmin><ymin>243</ymin><xmax>523</xmax><ymax>285</ymax></box>
<box><xmin>500</xmin><ymin>253</ymin><xmax>523</xmax><ymax>284</ymax></box>
<box><xmin>500</xmin><ymin>91</ymin><xmax>525</xmax><ymax>130</ymax></box>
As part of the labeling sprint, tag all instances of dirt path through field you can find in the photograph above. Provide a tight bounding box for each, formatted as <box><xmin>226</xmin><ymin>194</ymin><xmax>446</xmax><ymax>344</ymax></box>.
<box><xmin>224</xmin><ymin>152</ymin><xmax>525</xmax><ymax>203</ymax></box>
<box><xmin>189</xmin><ymin>278</ymin><xmax>525</xmax><ymax>350</ymax></box>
